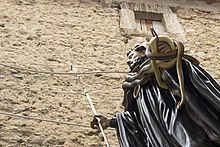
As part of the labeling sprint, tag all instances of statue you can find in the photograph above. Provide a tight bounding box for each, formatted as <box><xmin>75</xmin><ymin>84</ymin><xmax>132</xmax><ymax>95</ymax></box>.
<box><xmin>91</xmin><ymin>35</ymin><xmax>220</xmax><ymax>147</ymax></box>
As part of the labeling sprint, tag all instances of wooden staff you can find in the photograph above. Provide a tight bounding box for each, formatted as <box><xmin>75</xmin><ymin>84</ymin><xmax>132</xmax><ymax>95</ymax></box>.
<box><xmin>78</xmin><ymin>76</ymin><xmax>110</xmax><ymax>147</ymax></box>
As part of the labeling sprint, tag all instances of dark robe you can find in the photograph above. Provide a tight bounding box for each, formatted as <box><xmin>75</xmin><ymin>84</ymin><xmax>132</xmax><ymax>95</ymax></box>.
<box><xmin>113</xmin><ymin>59</ymin><xmax>220</xmax><ymax>147</ymax></box>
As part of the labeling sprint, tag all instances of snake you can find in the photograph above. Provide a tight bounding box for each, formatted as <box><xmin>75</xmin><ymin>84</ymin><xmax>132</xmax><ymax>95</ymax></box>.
<box><xmin>147</xmin><ymin>35</ymin><xmax>185</xmax><ymax>108</ymax></box>
<box><xmin>123</xmin><ymin>35</ymin><xmax>194</xmax><ymax>109</ymax></box>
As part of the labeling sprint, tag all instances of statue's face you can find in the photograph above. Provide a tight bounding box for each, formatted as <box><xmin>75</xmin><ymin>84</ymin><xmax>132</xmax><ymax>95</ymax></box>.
<box><xmin>126</xmin><ymin>42</ymin><xmax>149</xmax><ymax>70</ymax></box>
<box><xmin>127</xmin><ymin>48</ymin><xmax>144</xmax><ymax>65</ymax></box>
<box><xmin>126</xmin><ymin>45</ymin><xmax>147</xmax><ymax>70</ymax></box>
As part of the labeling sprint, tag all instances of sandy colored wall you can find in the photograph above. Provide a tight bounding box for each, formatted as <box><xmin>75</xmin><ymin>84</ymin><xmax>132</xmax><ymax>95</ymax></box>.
<box><xmin>177</xmin><ymin>9</ymin><xmax>220</xmax><ymax>81</ymax></box>
<box><xmin>0</xmin><ymin>0</ymin><xmax>219</xmax><ymax>146</ymax></box>
<box><xmin>110</xmin><ymin>0</ymin><xmax>220</xmax><ymax>11</ymax></box>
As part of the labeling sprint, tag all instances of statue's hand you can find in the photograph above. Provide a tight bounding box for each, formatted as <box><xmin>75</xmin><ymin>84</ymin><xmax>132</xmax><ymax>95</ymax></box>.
<box><xmin>90</xmin><ymin>114</ymin><xmax>111</xmax><ymax>135</ymax></box>
<box><xmin>157</xmin><ymin>41</ymin><xmax>171</xmax><ymax>53</ymax></box>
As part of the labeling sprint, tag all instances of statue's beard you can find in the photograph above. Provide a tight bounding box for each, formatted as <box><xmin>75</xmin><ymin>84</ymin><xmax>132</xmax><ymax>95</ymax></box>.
<box><xmin>128</xmin><ymin>56</ymin><xmax>146</xmax><ymax>72</ymax></box>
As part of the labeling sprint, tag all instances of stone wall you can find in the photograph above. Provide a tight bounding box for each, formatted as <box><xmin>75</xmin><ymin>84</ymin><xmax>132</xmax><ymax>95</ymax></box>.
<box><xmin>110</xmin><ymin>0</ymin><xmax>220</xmax><ymax>12</ymax></box>
<box><xmin>0</xmin><ymin>0</ymin><xmax>219</xmax><ymax>146</ymax></box>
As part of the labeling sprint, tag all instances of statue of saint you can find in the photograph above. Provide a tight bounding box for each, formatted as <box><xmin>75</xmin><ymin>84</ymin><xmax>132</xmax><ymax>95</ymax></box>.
<box><xmin>91</xmin><ymin>35</ymin><xmax>220</xmax><ymax>147</ymax></box>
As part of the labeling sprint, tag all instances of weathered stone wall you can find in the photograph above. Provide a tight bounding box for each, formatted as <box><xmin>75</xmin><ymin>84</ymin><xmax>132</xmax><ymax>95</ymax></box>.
<box><xmin>110</xmin><ymin>0</ymin><xmax>220</xmax><ymax>12</ymax></box>
<box><xmin>0</xmin><ymin>1</ymin><xmax>124</xmax><ymax>146</ymax></box>
<box><xmin>0</xmin><ymin>0</ymin><xmax>219</xmax><ymax>146</ymax></box>
<box><xmin>177</xmin><ymin>9</ymin><xmax>220</xmax><ymax>81</ymax></box>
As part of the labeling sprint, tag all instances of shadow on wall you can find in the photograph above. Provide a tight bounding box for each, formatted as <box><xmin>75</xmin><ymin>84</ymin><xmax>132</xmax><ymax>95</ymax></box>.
<box><xmin>206</xmin><ymin>0</ymin><xmax>220</xmax><ymax>4</ymax></box>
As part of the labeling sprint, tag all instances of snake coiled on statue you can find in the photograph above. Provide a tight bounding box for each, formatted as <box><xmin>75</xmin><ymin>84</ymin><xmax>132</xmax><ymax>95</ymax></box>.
<box><xmin>123</xmin><ymin>35</ymin><xmax>199</xmax><ymax>109</ymax></box>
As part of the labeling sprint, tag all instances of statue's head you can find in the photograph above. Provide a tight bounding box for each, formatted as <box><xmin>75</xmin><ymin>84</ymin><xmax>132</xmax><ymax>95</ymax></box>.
<box><xmin>126</xmin><ymin>42</ymin><xmax>149</xmax><ymax>71</ymax></box>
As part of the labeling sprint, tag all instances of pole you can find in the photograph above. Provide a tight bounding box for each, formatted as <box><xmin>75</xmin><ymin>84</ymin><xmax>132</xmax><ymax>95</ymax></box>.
<box><xmin>78</xmin><ymin>77</ymin><xmax>110</xmax><ymax>147</ymax></box>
